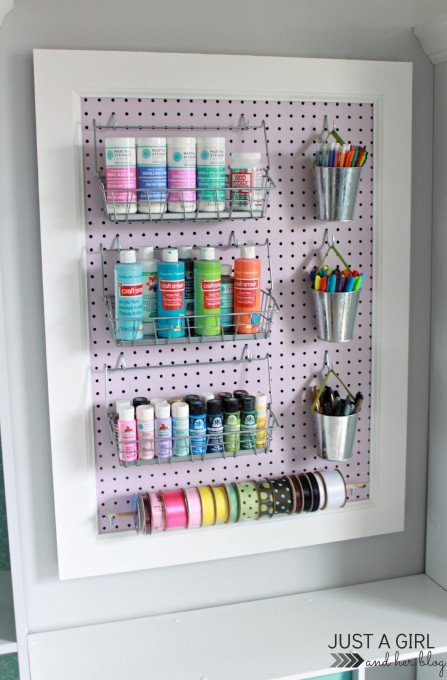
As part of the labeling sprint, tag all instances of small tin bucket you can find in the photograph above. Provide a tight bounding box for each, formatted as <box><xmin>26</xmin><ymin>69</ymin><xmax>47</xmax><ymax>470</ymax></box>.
<box><xmin>313</xmin><ymin>167</ymin><xmax>362</xmax><ymax>221</ymax></box>
<box><xmin>311</xmin><ymin>288</ymin><xmax>361</xmax><ymax>342</ymax></box>
<box><xmin>313</xmin><ymin>411</ymin><xmax>359</xmax><ymax>461</ymax></box>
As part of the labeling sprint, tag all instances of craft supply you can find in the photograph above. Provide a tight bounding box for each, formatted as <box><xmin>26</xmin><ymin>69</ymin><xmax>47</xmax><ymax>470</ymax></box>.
<box><xmin>298</xmin><ymin>473</ymin><xmax>313</xmax><ymax>512</ymax></box>
<box><xmin>185</xmin><ymin>394</ymin><xmax>201</xmax><ymax>405</ymax></box>
<box><xmin>200</xmin><ymin>391</ymin><xmax>215</xmax><ymax>404</ymax></box>
<box><xmin>315</xmin><ymin>142</ymin><xmax>368</xmax><ymax>168</ymax></box>
<box><xmin>206</xmin><ymin>399</ymin><xmax>224</xmax><ymax>454</ymax></box>
<box><xmin>196</xmin><ymin>137</ymin><xmax>226</xmax><ymax>212</ymax></box>
<box><xmin>240</xmin><ymin>395</ymin><xmax>257</xmax><ymax>451</ymax></box>
<box><xmin>289</xmin><ymin>475</ymin><xmax>304</xmax><ymax>513</ymax></box>
<box><xmin>223</xmin><ymin>397</ymin><xmax>240</xmax><ymax>452</ymax></box>
<box><xmin>117</xmin><ymin>405</ymin><xmax>137</xmax><ymax>462</ymax></box>
<box><xmin>183</xmin><ymin>487</ymin><xmax>202</xmax><ymax>528</ymax></box>
<box><xmin>198</xmin><ymin>486</ymin><xmax>216</xmax><ymax>526</ymax></box>
<box><xmin>318</xmin><ymin>469</ymin><xmax>347</xmax><ymax>508</ymax></box>
<box><xmin>148</xmin><ymin>491</ymin><xmax>166</xmax><ymax>532</ymax></box>
<box><xmin>212</xmin><ymin>485</ymin><xmax>229</xmax><ymax>523</ymax></box>
<box><xmin>167</xmin><ymin>137</ymin><xmax>196</xmax><ymax>212</ymax></box>
<box><xmin>314</xmin><ymin>472</ymin><xmax>327</xmax><ymax>510</ymax></box>
<box><xmin>234</xmin><ymin>245</ymin><xmax>261</xmax><ymax>333</ymax></box>
<box><xmin>236</xmin><ymin>482</ymin><xmax>260</xmax><ymax>521</ymax></box>
<box><xmin>256</xmin><ymin>480</ymin><xmax>275</xmax><ymax>518</ymax></box>
<box><xmin>136</xmin><ymin>404</ymin><xmax>155</xmax><ymax>460</ymax></box>
<box><xmin>306</xmin><ymin>472</ymin><xmax>321</xmax><ymax>512</ymax></box>
<box><xmin>171</xmin><ymin>401</ymin><xmax>189</xmax><ymax>457</ymax></box>
<box><xmin>255</xmin><ymin>392</ymin><xmax>268</xmax><ymax>449</ymax></box>
<box><xmin>271</xmin><ymin>476</ymin><xmax>295</xmax><ymax>514</ymax></box>
<box><xmin>163</xmin><ymin>489</ymin><xmax>188</xmax><ymax>530</ymax></box>
<box><xmin>133</xmin><ymin>396</ymin><xmax>149</xmax><ymax>409</ymax></box>
<box><xmin>220</xmin><ymin>264</ymin><xmax>234</xmax><ymax>332</ymax></box>
<box><xmin>230</xmin><ymin>152</ymin><xmax>264</xmax><ymax>211</ymax></box>
<box><xmin>154</xmin><ymin>401</ymin><xmax>172</xmax><ymax>458</ymax></box>
<box><xmin>178</xmin><ymin>246</ymin><xmax>195</xmax><ymax>324</ymax></box>
<box><xmin>156</xmin><ymin>248</ymin><xmax>185</xmax><ymax>339</ymax></box>
<box><xmin>138</xmin><ymin>246</ymin><xmax>158</xmax><ymax>336</ymax></box>
<box><xmin>105</xmin><ymin>137</ymin><xmax>137</xmax><ymax>214</ymax></box>
<box><xmin>189</xmin><ymin>400</ymin><xmax>207</xmax><ymax>456</ymax></box>
<box><xmin>136</xmin><ymin>137</ymin><xmax>167</xmax><ymax>214</ymax></box>
<box><xmin>114</xmin><ymin>249</ymin><xmax>143</xmax><ymax>341</ymax></box>
<box><xmin>225</xmin><ymin>483</ymin><xmax>240</xmax><ymax>523</ymax></box>
<box><xmin>194</xmin><ymin>247</ymin><xmax>221</xmax><ymax>336</ymax></box>
<box><xmin>217</xmin><ymin>391</ymin><xmax>232</xmax><ymax>400</ymax></box>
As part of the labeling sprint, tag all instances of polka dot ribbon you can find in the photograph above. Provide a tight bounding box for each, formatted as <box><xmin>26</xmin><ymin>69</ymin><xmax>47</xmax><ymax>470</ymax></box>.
<box><xmin>256</xmin><ymin>480</ymin><xmax>275</xmax><ymax>518</ymax></box>
<box><xmin>236</xmin><ymin>482</ymin><xmax>260</xmax><ymax>521</ymax></box>
<box><xmin>271</xmin><ymin>476</ymin><xmax>295</xmax><ymax>514</ymax></box>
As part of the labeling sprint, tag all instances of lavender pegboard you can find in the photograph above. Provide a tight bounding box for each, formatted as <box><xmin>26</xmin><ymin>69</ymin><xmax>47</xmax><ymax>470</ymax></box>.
<box><xmin>81</xmin><ymin>97</ymin><xmax>373</xmax><ymax>533</ymax></box>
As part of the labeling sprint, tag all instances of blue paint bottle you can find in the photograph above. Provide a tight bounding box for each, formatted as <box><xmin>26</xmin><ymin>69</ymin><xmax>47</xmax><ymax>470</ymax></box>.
<box><xmin>206</xmin><ymin>399</ymin><xmax>224</xmax><ymax>454</ymax></box>
<box><xmin>156</xmin><ymin>248</ymin><xmax>185</xmax><ymax>338</ymax></box>
<box><xmin>189</xmin><ymin>400</ymin><xmax>207</xmax><ymax>456</ymax></box>
<box><xmin>114</xmin><ymin>249</ymin><xmax>143</xmax><ymax>341</ymax></box>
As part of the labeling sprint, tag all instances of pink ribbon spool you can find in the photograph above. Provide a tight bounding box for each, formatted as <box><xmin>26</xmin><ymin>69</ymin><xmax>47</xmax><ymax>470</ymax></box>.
<box><xmin>163</xmin><ymin>489</ymin><xmax>188</xmax><ymax>530</ymax></box>
<box><xmin>183</xmin><ymin>487</ymin><xmax>202</xmax><ymax>528</ymax></box>
<box><xmin>148</xmin><ymin>491</ymin><xmax>166</xmax><ymax>532</ymax></box>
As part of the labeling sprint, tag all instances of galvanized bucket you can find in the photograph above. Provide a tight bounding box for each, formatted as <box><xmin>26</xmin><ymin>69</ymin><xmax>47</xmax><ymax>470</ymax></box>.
<box><xmin>311</xmin><ymin>288</ymin><xmax>361</xmax><ymax>342</ymax></box>
<box><xmin>313</xmin><ymin>167</ymin><xmax>362</xmax><ymax>221</ymax></box>
<box><xmin>313</xmin><ymin>411</ymin><xmax>359</xmax><ymax>461</ymax></box>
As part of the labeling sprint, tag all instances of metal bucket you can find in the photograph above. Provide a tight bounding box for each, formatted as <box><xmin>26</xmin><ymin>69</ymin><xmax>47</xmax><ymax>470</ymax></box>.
<box><xmin>313</xmin><ymin>411</ymin><xmax>359</xmax><ymax>461</ymax></box>
<box><xmin>311</xmin><ymin>288</ymin><xmax>361</xmax><ymax>342</ymax></box>
<box><xmin>313</xmin><ymin>167</ymin><xmax>362</xmax><ymax>221</ymax></box>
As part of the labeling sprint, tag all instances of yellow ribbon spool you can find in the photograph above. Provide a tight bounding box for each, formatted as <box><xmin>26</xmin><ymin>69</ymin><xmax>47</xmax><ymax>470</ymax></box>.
<box><xmin>198</xmin><ymin>486</ymin><xmax>216</xmax><ymax>526</ymax></box>
<box><xmin>212</xmin><ymin>485</ymin><xmax>229</xmax><ymax>523</ymax></box>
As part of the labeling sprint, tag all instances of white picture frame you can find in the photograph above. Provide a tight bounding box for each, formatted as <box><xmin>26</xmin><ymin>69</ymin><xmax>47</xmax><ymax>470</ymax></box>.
<box><xmin>33</xmin><ymin>49</ymin><xmax>412</xmax><ymax>580</ymax></box>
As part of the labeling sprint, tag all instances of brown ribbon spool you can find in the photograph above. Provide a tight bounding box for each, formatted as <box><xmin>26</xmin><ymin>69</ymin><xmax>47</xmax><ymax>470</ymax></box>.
<box><xmin>271</xmin><ymin>476</ymin><xmax>295</xmax><ymax>514</ymax></box>
<box><xmin>289</xmin><ymin>475</ymin><xmax>304</xmax><ymax>513</ymax></box>
<box><xmin>256</xmin><ymin>479</ymin><xmax>275</xmax><ymax>518</ymax></box>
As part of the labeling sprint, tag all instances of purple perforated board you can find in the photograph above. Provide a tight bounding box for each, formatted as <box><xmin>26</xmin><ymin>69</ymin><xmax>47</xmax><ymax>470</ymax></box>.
<box><xmin>81</xmin><ymin>97</ymin><xmax>373</xmax><ymax>533</ymax></box>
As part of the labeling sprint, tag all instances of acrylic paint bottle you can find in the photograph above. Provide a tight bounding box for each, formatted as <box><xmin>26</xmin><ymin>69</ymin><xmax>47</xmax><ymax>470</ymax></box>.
<box><xmin>194</xmin><ymin>247</ymin><xmax>221</xmax><ymax>336</ymax></box>
<box><xmin>105</xmin><ymin>137</ymin><xmax>137</xmax><ymax>215</ymax></box>
<box><xmin>117</xmin><ymin>405</ymin><xmax>137</xmax><ymax>462</ymax></box>
<box><xmin>156</xmin><ymin>248</ymin><xmax>185</xmax><ymax>338</ymax></box>
<box><xmin>172</xmin><ymin>401</ymin><xmax>189</xmax><ymax>457</ymax></box>
<box><xmin>136</xmin><ymin>404</ymin><xmax>155</xmax><ymax>460</ymax></box>
<box><xmin>255</xmin><ymin>392</ymin><xmax>268</xmax><ymax>449</ymax></box>
<box><xmin>196</xmin><ymin>137</ymin><xmax>226</xmax><ymax>212</ymax></box>
<box><xmin>220</xmin><ymin>264</ymin><xmax>234</xmax><ymax>333</ymax></box>
<box><xmin>154</xmin><ymin>401</ymin><xmax>172</xmax><ymax>458</ymax></box>
<box><xmin>136</xmin><ymin>137</ymin><xmax>167</xmax><ymax>214</ymax></box>
<box><xmin>114</xmin><ymin>249</ymin><xmax>143</xmax><ymax>341</ymax></box>
<box><xmin>138</xmin><ymin>246</ymin><xmax>158</xmax><ymax>336</ymax></box>
<box><xmin>189</xmin><ymin>400</ymin><xmax>207</xmax><ymax>456</ymax></box>
<box><xmin>206</xmin><ymin>399</ymin><xmax>224</xmax><ymax>454</ymax></box>
<box><xmin>178</xmin><ymin>246</ymin><xmax>195</xmax><ymax>333</ymax></box>
<box><xmin>234</xmin><ymin>245</ymin><xmax>261</xmax><ymax>334</ymax></box>
<box><xmin>223</xmin><ymin>397</ymin><xmax>240</xmax><ymax>453</ymax></box>
<box><xmin>240</xmin><ymin>395</ymin><xmax>257</xmax><ymax>451</ymax></box>
<box><xmin>167</xmin><ymin>137</ymin><xmax>196</xmax><ymax>212</ymax></box>
<box><xmin>230</xmin><ymin>152</ymin><xmax>264</xmax><ymax>212</ymax></box>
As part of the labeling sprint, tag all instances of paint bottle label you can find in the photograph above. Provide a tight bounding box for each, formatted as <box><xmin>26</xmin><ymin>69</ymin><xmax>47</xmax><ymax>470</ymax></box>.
<box><xmin>206</xmin><ymin>414</ymin><xmax>224</xmax><ymax>454</ymax></box>
<box><xmin>137</xmin><ymin>143</ymin><xmax>167</xmax><ymax>203</ymax></box>
<box><xmin>197</xmin><ymin>145</ymin><xmax>225</xmax><ymax>203</ymax></box>
<box><xmin>117</xmin><ymin>419</ymin><xmax>137</xmax><ymax>461</ymax></box>
<box><xmin>172</xmin><ymin>416</ymin><xmax>189</xmax><ymax>456</ymax></box>
<box><xmin>167</xmin><ymin>149</ymin><xmax>196</xmax><ymax>203</ymax></box>
<box><xmin>159</xmin><ymin>279</ymin><xmax>185</xmax><ymax>311</ymax></box>
<box><xmin>142</xmin><ymin>269</ymin><xmax>157</xmax><ymax>333</ymax></box>
<box><xmin>223</xmin><ymin>413</ymin><xmax>240</xmax><ymax>452</ymax></box>
<box><xmin>105</xmin><ymin>140</ymin><xmax>137</xmax><ymax>205</ymax></box>
<box><xmin>137</xmin><ymin>420</ymin><xmax>155</xmax><ymax>460</ymax></box>
<box><xmin>115</xmin><ymin>279</ymin><xmax>144</xmax><ymax>340</ymax></box>
<box><xmin>256</xmin><ymin>410</ymin><xmax>267</xmax><ymax>449</ymax></box>
<box><xmin>190</xmin><ymin>416</ymin><xmax>207</xmax><ymax>456</ymax></box>
<box><xmin>201</xmin><ymin>279</ymin><xmax>221</xmax><ymax>310</ymax></box>
<box><xmin>230</xmin><ymin>167</ymin><xmax>264</xmax><ymax>210</ymax></box>
<box><xmin>221</xmin><ymin>280</ymin><xmax>234</xmax><ymax>330</ymax></box>
<box><xmin>155</xmin><ymin>418</ymin><xmax>172</xmax><ymax>458</ymax></box>
<box><xmin>240</xmin><ymin>412</ymin><xmax>257</xmax><ymax>450</ymax></box>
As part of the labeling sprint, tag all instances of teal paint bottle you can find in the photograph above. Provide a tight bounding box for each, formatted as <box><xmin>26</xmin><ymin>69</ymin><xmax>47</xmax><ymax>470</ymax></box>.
<box><xmin>114</xmin><ymin>249</ymin><xmax>143</xmax><ymax>341</ymax></box>
<box><xmin>156</xmin><ymin>248</ymin><xmax>185</xmax><ymax>338</ymax></box>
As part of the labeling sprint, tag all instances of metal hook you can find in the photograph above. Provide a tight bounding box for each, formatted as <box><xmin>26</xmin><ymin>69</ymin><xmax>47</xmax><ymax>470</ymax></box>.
<box><xmin>243</xmin><ymin>344</ymin><xmax>253</xmax><ymax>362</ymax></box>
<box><xmin>323</xmin><ymin>228</ymin><xmax>335</xmax><ymax>248</ymax></box>
<box><xmin>230</xmin><ymin>230</ymin><xmax>239</xmax><ymax>247</ymax></box>
<box><xmin>117</xmin><ymin>353</ymin><xmax>126</xmax><ymax>370</ymax></box>
<box><xmin>111</xmin><ymin>113</ymin><xmax>118</xmax><ymax>129</ymax></box>
<box><xmin>239</xmin><ymin>114</ymin><xmax>250</xmax><ymax>130</ymax></box>
<box><xmin>324</xmin><ymin>350</ymin><xmax>332</xmax><ymax>371</ymax></box>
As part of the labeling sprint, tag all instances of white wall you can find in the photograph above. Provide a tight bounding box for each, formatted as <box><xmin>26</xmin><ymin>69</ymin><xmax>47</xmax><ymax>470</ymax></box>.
<box><xmin>0</xmin><ymin>0</ymin><xmax>433</xmax><ymax>635</ymax></box>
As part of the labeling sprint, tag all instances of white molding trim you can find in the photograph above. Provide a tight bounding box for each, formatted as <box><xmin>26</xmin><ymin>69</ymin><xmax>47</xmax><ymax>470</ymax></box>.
<box><xmin>0</xmin><ymin>0</ymin><xmax>13</xmax><ymax>28</ymax></box>
<box><xmin>415</xmin><ymin>14</ymin><xmax>447</xmax><ymax>64</ymax></box>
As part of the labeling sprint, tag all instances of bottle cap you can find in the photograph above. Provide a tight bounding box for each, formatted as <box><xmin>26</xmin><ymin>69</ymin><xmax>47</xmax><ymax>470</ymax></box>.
<box><xmin>133</xmin><ymin>396</ymin><xmax>149</xmax><ymax>408</ymax></box>
<box><xmin>162</xmin><ymin>248</ymin><xmax>178</xmax><ymax>263</ymax></box>
<box><xmin>221</xmin><ymin>264</ymin><xmax>232</xmax><ymax>276</ymax></box>
<box><xmin>240</xmin><ymin>245</ymin><xmax>256</xmax><ymax>259</ymax></box>
<box><xmin>241</xmin><ymin>395</ymin><xmax>256</xmax><ymax>411</ymax></box>
<box><xmin>233</xmin><ymin>389</ymin><xmax>249</xmax><ymax>398</ymax></box>
<box><xmin>116</xmin><ymin>398</ymin><xmax>131</xmax><ymax>410</ymax></box>
<box><xmin>189</xmin><ymin>400</ymin><xmax>205</xmax><ymax>416</ymax></box>
<box><xmin>200</xmin><ymin>246</ymin><xmax>215</xmax><ymax>261</ymax></box>
<box><xmin>255</xmin><ymin>392</ymin><xmax>268</xmax><ymax>408</ymax></box>
<box><xmin>150</xmin><ymin>397</ymin><xmax>167</xmax><ymax>407</ymax></box>
<box><xmin>105</xmin><ymin>138</ymin><xmax>136</xmax><ymax>147</ymax></box>
<box><xmin>120</xmin><ymin>249</ymin><xmax>137</xmax><ymax>264</ymax></box>
<box><xmin>120</xmin><ymin>406</ymin><xmax>135</xmax><ymax>421</ymax></box>
<box><xmin>168</xmin><ymin>396</ymin><xmax>184</xmax><ymax>405</ymax></box>
<box><xmin>167</xmin><ymin>137</ymin><xmax>196</xmax><ymax>146</ymax></box>
<box><xmin>197</xmin><ymin>137</ymin><xmax>225</xmax><ymax>146</ymax></box>
<box><xmin>178</xmin><ymin>246</ymin><xmax>193</xmax><ymax>260</ymax></box>
<box><xmin>136</xmin><ymin>404</ymin><xmax>154</xmax><ymax>420</ymax></box>
<box><xmin>217</xmin><ymin>391</ymin><xmax>232</xmax><ymax>400</ymax></box>
<box><xmin>171</xmin><ymin>401</ymin><xmax>189</xmax><ymax>418</ymax></box>
<box><xmin>136</xmin><ymin>137</ymin><xmax>166</xmax><ymax>146</ymax></box>
<box><xmin>224</xmin><ymin>397</ymin><xmax>240</xmax><ymax>413</ymax></box>
<box><xmin>185</xmin><ymin>394</ymin><xmax>201</xmax><ymax>404</ymax></box>
<box><xmin>155</xmin><ymin>401</ymin><xmax>170</xmax><ymax>419</ymax></box>
<box><xmin>200</xmin><ymin>391</ymin><xmax>215</xmax><ymax>403</ymax></box>
<box><xmin>139</xmin><ymin>246</ymin><xmax>154</xmax><ymax>260</ymax></box>
<box><xmin>207</xmin><ymin>399</ymin><xmax>223</xmax><ymax>415</ymax></box>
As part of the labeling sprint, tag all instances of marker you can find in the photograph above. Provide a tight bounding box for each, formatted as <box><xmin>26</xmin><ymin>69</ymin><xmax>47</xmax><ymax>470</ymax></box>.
<box><xmin>328</xmin><ymin>274</ymin><xmax>337</xmax><ymax>293</ymax></box>
<box><xmin>314</xmin><ymin>275</ymin><xmax>321</xmax><ymax>291</ymax></box>
<box><xmin>345</xmin><ymin>276</ymin><xmax>355</xmax><ymax>293</ymax></box>
<box><xmin>319</xmin><ymin>275</ymin><xmax>327</xmax><ymax>292</ymax></box>
<box><xmin>353</xmin><ymin>275</ymin><xmax>362</xmax><ymax>291</ymax></box>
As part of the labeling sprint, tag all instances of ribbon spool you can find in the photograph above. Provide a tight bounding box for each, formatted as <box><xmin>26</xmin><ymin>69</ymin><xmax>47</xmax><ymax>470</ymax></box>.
<box><xmin>298</xmin><ymin>474</ymin><xmax>313</xmax><ymax>512</ymax></box>
<box><xmin>224</xmin><ymin>483</ymin><xmax>240</xmax><ymax>523</ymax></box>
<box><xmin>136</xmin><ymin>492</ymin><xmax>151</xmax><ymax>534</ymax></box>
<box><xmin>212</xmin><ymin>485</ymin><xmax>229</xmax><ymax>523</ymax></box>
<box><xmin>163</xmin><ymin>489</ymin><xmax>188</xmax><ymax>530</ymax></box>
<box><xmin>306</xmin><ymin>473</ymin><xmax>321</xmax><ymax>512</ymax></box>
<box><xmin>148</xmin><ymin>491</ymin><xmax>166</xmax><ymax>531</ymax></box>
<box><xmin>313</xmin><ymin>471</ymin><xmax>327</xmax><ymax>509</ymax></box>
<box><xmin>236</xmin><ymin>482</ymin><xmax>260</xmax><ymax>521</ymax></box>
<box><xmin>183</xmin><ymin>487</ymin><xmax>202</xmax><ymax>528</ymax></box>
<box><xmin>199</xmin><ymin>486</ymin><xmax>216</xmax><ymax>526</ymax></box>
<box><xmin>289</xmin><ymin>475</ymin><xmax>304</xmax><ymax>513</ymax></box>
<box><xmin>319</xmin><ymin>469</ymin><xmax>347</xmax><ymax>508</ymax></box>
<box><xmin>271</xmin><ymin>476</ymin><xmax>295</xmax><ymax>514</ymax></box>
<box><xmin>256</xmin><ymin>480</ymin><xmax>275</xmax><ymax>518</ymax></box>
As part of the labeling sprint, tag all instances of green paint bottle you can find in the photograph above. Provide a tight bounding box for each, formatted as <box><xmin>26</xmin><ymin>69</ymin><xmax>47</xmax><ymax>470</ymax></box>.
<box><xmin>240</xmin><ymin>395</ymin><xmax>257</xmax><ymax>450</ymax></box>
<box><xmin>194</xmin><ymin>247</ymin><xmax>221</xmax><ymax>336</ymax></box>
<box><xmin>223</xmin><ymin>397</ymin><xmax>240</xmax><ymax>452</ymax></box>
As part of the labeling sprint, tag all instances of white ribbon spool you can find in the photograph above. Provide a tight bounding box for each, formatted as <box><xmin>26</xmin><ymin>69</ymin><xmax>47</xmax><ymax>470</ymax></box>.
<box><xmin>318</xmin><ymin>469</ymin><xmax>347</xmax><ymax>509</ymax></box>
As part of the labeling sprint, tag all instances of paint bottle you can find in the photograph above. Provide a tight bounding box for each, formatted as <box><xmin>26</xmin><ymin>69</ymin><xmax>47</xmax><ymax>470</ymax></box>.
<box><xmin>189</xmin><ymin>400</ymin><xmax>207</xmax><ymax>456</ymax></box>
<box><xmin>230</xmin><ymin>152</ymin><xmax>264</xmax><ymax>211</ymax></box>
<box><xmin>221</xmin><ymin>264</ymin><xmax>234</xmax><ymax>333</ymax></box>
<box><xmin>105</xmin><ymin>137</ymin><xmax>137</xmax><ymax>215</ymax></box>
<box><xmin>136</xmin><ymin>404</ymin><xmax>155</xmax><ymax>460</ymax></box>
<box><xmin>172</xmin><ymin>401</ymin><xmax>190</xmax><ymax>457</ymax></box>
<box><xmin>233</xmin><ymin>389</ymin><xmax>249</xmax><ymax>408</ymax></box>
<box><xmin>154</xmin><ymin>401</ymin><xmax>172</xmax><ymax>458</ymax></box>
<box><xmin>200</xmin><ymin>391</ymin><xmax>215</xmax><ymax>405</ymax></box>
<box><xmin>114</xmin><ymin>249</ymin><xmax>143</xmax><ymax>341</ymax></box>
<box><xmin>240</xmin><ymin>395</ymin><xmax>257</xmax><ymax>451</ymax></box>
<box><xmin>178</xmin><ymin>246</ymin><xmax>195</xmax><ymax>332</ymax></box>
<box><xmin>206</xmin><ymin>399</ymin><xmax>224</xmax><ymax>454</ymax></box>
<box><xmin>150</xmin><ymin>397</ymin><xmax>167</xmax><ymax>408</ymax></box>
<box><xmin>234</xmin><ymin>245</ymin><xmax>261</xmax><ymax>334</ymax></box>
<box><xmin>185</xmin><ymin>394</ymin><xmax>201</xmax><ymax>405</ymax></box>
<box><xmin>167</xmin><ymin>137</ymin><xmax>196</xmax><ymax>212</ymax></box>
<box><xmin>255</xmin><ymin>392</ymin><xmax>268</xmax><ymax>449</ymax></box>
<box><xmin>115</xmin><ymin>399</ymin><xmax>132</xmax><ymax>436</ymax></box>
<box><xmin>196</xmin><ymin>137</ymin><xmax>226</xmax><ymax>212</ymax></box>
<box><xmin>194</xmin><ymin>247</ymin><xmax>221</xmax><ymax>336</ymax></box>
<box><xmin>156</xmin><ymin>248</ymin><xmax>185</xmax><ymax>338</ymax></box>
<box><xmin>138</xmin><ymin>246</ymin><xmax>158</xmax><ymax>336</ymax></box>
<box><xmin>133</xmin><ymin>397</ymin><xmax>149</xmax><ymax>413</ymax></box>
<box><xmin>136</xmin><ymin>137</ymin><xmax>167</xmax><ymax>214</ymax></box>
<box><xmin>223</xmin><ymin>397</ymin><xmax>240</xmax><ymax>452</ymax></box>
<box><xmin>217</xmin><ymin>391</ymin><xmax>232</xmax><ymax>401</ymax></box>
<box><xmin>117</xmin><ymin>405</ymin><xmax>137</xmax><ymax>462</ymax></box>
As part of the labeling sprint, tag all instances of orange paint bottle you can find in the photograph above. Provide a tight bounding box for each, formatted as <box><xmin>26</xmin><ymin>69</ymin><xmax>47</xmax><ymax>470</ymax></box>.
<box><xmin>234</xmin><ymin>245</ymin><xmax>261</xmax><ymax>334</ymax></box>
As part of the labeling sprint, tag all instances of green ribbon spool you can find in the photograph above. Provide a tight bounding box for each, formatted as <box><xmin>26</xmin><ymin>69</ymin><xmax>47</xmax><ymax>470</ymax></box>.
<box><xmin>225</xmin><ymin>483</ymin><xmax>240</xmax><ymax>523</ymax></box>
<box><xmin>236</xmin><ymin>482</ymin><xmax>260</xmax><ymax>521</ymax></box>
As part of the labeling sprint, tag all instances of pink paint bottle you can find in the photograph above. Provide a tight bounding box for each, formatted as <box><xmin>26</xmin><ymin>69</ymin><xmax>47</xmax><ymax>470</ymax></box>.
<box><xmin>117</xmin><ymin>405</ymin><xmax>137</xmax><ymax>462</ymax></box>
